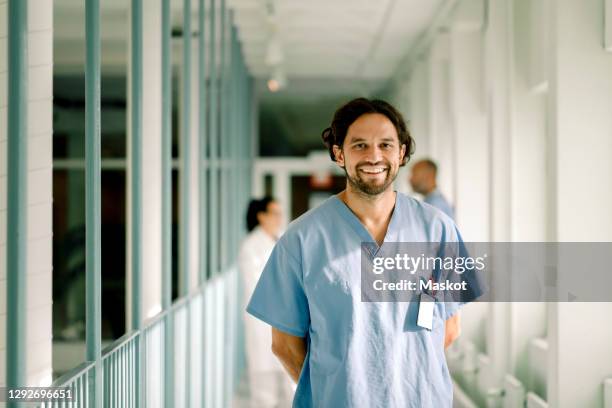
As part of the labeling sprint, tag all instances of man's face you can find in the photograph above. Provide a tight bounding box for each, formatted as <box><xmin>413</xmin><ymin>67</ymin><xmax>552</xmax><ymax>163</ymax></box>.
<box><xmin>333</xmin><ymin>113</ymin><xmax>406</xmax><ymax>196</ymax></box>
<box><xmin>409</xmin><ymin>162</ymin><xmax>428</xmax><ymax>194</ymax></box>
<box><xmin>409</xmin><ymin>162</ymin><xmax>433</xmax><ymax>195</ymax></box>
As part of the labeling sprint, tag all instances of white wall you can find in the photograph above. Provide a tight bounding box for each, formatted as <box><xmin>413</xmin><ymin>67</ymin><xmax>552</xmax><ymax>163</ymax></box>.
<box><xmin>0</xmin><ymin>0</ymin><xmax>54</xmax><ymax>387</ymax></box>
<box><xmin>386</xmin><ymin>0</ymin><xmax>612</xmax><ymax>406</ymax></box>
<box><xmin>546</xmin><ymin>0</ymin><xmax>612</xmax><ymax>406</ymax></box>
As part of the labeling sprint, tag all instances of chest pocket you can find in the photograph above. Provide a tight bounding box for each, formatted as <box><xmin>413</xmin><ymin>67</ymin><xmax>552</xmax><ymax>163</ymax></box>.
<box><xmin>307</xmin><ymin>261</ymin><xmax>354</xmax><ymax>317</ymax></box>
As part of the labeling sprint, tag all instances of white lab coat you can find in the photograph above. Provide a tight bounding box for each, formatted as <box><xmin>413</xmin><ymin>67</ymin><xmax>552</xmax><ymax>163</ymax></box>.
<box><xmin>238</xmin><ymin>226</ymin><xmax>294</xmax><ymax>406</ymax></box>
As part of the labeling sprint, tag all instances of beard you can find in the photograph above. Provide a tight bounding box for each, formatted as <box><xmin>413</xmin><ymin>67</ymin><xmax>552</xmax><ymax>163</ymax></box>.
<box><xmin>344</xmin><ymin>161</ymin><xmax>399</xmax><ymax>196</ymax></box>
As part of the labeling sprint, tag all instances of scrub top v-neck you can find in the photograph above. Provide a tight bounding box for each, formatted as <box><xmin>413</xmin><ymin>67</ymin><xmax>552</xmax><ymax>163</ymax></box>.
<box><xmin>331</xmin><ymin>192</ymin><xmax>402</xmax><ymax>257</ymax></box>
<box><xmin>247</xmin><ymin>192</ymin><xmax>481</xmax><ymax>408</ymax></box>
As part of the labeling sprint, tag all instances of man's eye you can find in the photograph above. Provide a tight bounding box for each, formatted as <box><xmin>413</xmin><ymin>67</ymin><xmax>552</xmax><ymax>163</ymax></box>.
<box><xmin>354</xmin><ymin>144</ymin><xmax>365</xmax><ymax>149</ymax></box>
<box><xmin>381</xmin><ymin>143</ymin><xmax>393</xmax><ymax>149</ymax></box>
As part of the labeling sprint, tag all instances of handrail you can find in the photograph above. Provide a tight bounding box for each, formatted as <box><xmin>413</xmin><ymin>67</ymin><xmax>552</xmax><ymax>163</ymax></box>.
<box><xmin>142</xmin><ymin>309</ymin><xmax>170</xmax><ymax>329</ymax></box>
<box><xmin>94</xmin><ymin>268</ymin><xmax>234</xmax><ymax>361</ymax></box>
<box><xmin>100</xmin><ymin>331</ymin><xmax>139</xmax><ymax>360</ymax></box>
<box><xmin>51</xmin><ymin>361</ymin><xmax>95</xmax><ymax>387</ymax></box>
<box><xmin>93</xmin><ymin>273</ymin><xmax>230</xmax><ymax>364</ymax></box>
<box><xmin>40</xmin><ymin>266</ymin><xmax>242</xmax><ymax>408</ymax></box>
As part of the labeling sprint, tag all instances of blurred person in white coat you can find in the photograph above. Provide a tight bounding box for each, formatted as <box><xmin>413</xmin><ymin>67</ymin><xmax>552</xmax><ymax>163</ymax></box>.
<box><xmin>239</xmin><ymin>196</ymin><xmax>294</xmax><ymax>407</ymax></box>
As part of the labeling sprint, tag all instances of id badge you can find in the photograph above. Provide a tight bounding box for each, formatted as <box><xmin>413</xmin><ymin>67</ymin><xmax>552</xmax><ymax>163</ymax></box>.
<box><xmin>417</xmin><ymin>292</ymin><xmax>435</xmax><ymax>330</ymax></box>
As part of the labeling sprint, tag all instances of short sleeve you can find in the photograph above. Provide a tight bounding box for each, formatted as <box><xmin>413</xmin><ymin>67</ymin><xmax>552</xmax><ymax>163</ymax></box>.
<box><xmin>441</xmin><ymin>300</ymin><xmax>462</xmax><ymax>321</ymax></box>
<box><xmin>438</xmin><ymin>224</ymin><xmax>488</xmax><ymax>320</ymax></box>
<box><xmin>246</xmin><ymin>240</ymin><xmax>310</xmax><ymax>337</ymax></box>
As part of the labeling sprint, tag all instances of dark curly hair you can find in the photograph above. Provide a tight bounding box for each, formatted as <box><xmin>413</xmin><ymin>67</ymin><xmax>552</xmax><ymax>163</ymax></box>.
<box><xmin>321</xmin><ymin>98</ymin><xmax>415</xmax><ymax>167</ymax></box>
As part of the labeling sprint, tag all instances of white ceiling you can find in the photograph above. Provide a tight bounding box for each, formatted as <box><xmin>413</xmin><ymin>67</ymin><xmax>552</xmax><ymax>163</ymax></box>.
<box><xmin>229</xmin><ymin>0</ymin><xmax>443</xmax><ymax>80</ymax></box>
<box><xmin>53</xmin><ymin>0</ymin><xmax>445</xmax><ymax>96</ymax></box>
<box><xmin>230</xmin><ymin>0</ymin><xmax>445</xmax><ymax>97</ymax></box>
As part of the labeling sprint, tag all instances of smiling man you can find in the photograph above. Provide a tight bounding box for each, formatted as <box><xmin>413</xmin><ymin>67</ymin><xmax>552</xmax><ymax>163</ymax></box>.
<box><xmin>246</xmin><ymin>98</ymin><xmax>482</xmax><ymax>407</ymax></box>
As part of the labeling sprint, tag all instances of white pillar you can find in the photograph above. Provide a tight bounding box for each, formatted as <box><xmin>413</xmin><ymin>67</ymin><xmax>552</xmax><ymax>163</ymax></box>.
<box><xmin>481</xmin><ymin>0</ymin><xmax>513</xmax><ymax>389</ymax></box>
<box><xmin>140</xmin><ymin>0</ymin><xmax>163</xmax><ymax>320</ymax></box>
<box><xmin>427</xmin><ymin>32</ymin><xmax>455</xmax><ymax>204</ymax></box>
<box><xmin>448</xmin><ymin>0</ymin><xmax>489</xmax><ymax>241</ymax></box>
<box><xmin>446</xmin><ymin>2</ymin><xmax>495</xmax><ymax>400</ymax></box>
<box><xmin>274</xmin><ymin>170</ymin><xmax>290</xmax><ymax>230</ymax></box>
<box><xmin>511</xmin><ymin>0</ymin><xmax>548</xmax><ymax>242</ymax></box>
<box><xmin>0</xmin><ymin>0</ymin><xmax>54</xmax><ymax>386</ymax></box>
<box><xmin>507</xmin><ymin>0</ymin><xmax>549</xmax><ymax>388</ymax></box>
<box><xmin>407</xmin><ymin>59</ymin><xmax>431</xmax><ymax>163</ymax></box>
<box><xmin>251</xmin><ymin>164</ymin><xmax>264</xmax><ymax>198</ymax></box>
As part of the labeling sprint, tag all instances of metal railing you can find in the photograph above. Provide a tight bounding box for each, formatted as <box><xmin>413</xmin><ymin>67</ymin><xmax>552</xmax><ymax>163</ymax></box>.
<box><xmin>102</xmin><ymin>332</ymin><xmax>138</xmax><ymax>408</ymax></box>
<box><xmin>8</xmin><ymin>0</ymin><xmax>253</xmax><ymax>404</ymax></box>
<box><xmin>40</xmin><ymin>362</ymin><xmax>96</xmax><ymax>408</ymax></box>
<box><xmin>40</xmin><ymin>267</ymin><xmax>243</xmax><ymax>407</ymax></box>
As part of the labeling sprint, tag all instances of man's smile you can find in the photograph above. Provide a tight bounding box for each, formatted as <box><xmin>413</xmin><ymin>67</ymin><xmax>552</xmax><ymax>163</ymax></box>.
<box><xmin>359</xmin><ymin>166</ymin><xmax>388</xmax><ymax>175</ymax></box>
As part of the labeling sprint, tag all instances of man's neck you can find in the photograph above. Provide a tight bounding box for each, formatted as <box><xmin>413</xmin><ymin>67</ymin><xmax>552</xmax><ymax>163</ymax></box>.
<box><xmin>339</xmin><ymin>186</ymin><xmax>396</xmax><ymax>243</ymax></box>
<box><xmin>423</xmin><ymin>184</ymin><xmax>437</xmax><ymax>196</ymax></box>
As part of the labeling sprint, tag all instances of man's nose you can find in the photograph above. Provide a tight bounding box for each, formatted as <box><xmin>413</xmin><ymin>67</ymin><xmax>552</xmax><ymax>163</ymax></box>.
<box><xmin>364</xmin><ymin>146</ymin><xmax>383</xmax><ymax>163</ymax></box>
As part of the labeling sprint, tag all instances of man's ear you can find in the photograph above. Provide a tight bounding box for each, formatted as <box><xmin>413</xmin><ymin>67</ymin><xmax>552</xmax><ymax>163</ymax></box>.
<box><xmin>332</xmin><ymin>145</ymin><xmax>345</xmax><ymax>168</ymax></box>
<box><xmin>400</xmin><ymin>143</ymin><xmax>406</xmax><ymax>165</ymax></box>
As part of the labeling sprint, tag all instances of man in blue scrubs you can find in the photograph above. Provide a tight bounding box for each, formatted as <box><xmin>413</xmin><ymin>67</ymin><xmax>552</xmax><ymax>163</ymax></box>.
<box><xmin>409</xmin><ymin>159</ymin><xmax>455</xmax><ymax>219</ymax></box>
<box><xmin>247</xmin><ymin>98</ymin><xmax>483</xmax><ymax>407</ymax></box>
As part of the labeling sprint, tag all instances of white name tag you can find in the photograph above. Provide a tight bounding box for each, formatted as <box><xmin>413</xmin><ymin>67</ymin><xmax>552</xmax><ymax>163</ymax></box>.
<box><xmin>417</xmin><ymin>292</ymin><xmax>435</xmax><ymax>330</ymax></box>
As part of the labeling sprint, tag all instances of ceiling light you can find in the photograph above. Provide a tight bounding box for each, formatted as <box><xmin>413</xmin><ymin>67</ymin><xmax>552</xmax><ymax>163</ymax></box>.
<box><xmin>267</xmin><ymin>79</ymin><xmax>280</xmax><ymax>92</ymax></box>
<box><xmin>267</xmin><ymin>65</ymin><xmax>287</xmax><ymax>92</ymax></box>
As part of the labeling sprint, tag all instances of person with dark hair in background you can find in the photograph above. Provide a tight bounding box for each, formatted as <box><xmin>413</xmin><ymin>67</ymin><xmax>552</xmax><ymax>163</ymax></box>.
<box><xmin>409</xmin><ymin>159</ymin><xmax>455</xmax><ymax>219</ymax></box>
<box><xmin>246</xmin><ymin>98</ymin><xmax>484</xmax><ymax>407</ymax></box>
<box><xmin>238</xmin><ymin>197</ymin><xmax>293</xmax><ymax>407</ymax></box>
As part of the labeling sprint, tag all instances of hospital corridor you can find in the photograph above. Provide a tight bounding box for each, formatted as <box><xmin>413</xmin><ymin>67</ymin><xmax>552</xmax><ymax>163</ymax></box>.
<box><xmin>1</xmin><ymin>0</ymin><xmax>612</xmax><ymax>406</ymax></box>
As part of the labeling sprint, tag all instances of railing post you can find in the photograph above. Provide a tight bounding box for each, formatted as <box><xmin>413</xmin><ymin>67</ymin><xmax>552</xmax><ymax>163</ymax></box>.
<box><xmin>6</xmin><ymin>0</ymin><xmax>28</xmax><ymax>406</ymax></box>
<box><xmin>130</xmin><ymin>0</ymin><xmax>143</xmax><ymax>406</ymax></box>
<box><xmin>228</xmin><ymin>24</ymin><xmax>239</xmax><ymax>401</ymax></box>
<box><xmin>198</xmin><ymin>0</ymin><xmax>209</xmax><ymax>402</ymax></box>
<box><xmin>219</xmin><ymin>0</ymin><xmax>228</xmax><ymax>271</ymax></box>
<box><xmin>161</xmin><ymin>0</ymin><xmax>174</xmax><ymax>406</ymax></box>
<box><xmin>199</xmin><ymin>0</ymin><xmax>208</xmax><ymax>287</ymax></box>
<box><xmin>181</xmin><ymin>0</ymin><xmax>192</xmax><ymax>298</ymax></box>
<box><xmin>208</xmin><ymin>0</ymin><xmax>218</xmax><ymax>279</ymax></box>
<box><xmin>83</xmin><ymin>0</ymin><xmax>103</xmax><ymax>406</ymax></box>
<box><xmin>181</xmin><ymin>0</ymin><xmax>193</xmax><ymax>404</ymax></box>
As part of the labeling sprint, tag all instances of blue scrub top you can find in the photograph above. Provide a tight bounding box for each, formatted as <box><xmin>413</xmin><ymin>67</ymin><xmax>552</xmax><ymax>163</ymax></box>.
<box><xmin>424</xmin><ymin>189</ymin><xmax>454</xmax><ymax>220</ymax></box>
<box><xmin>247</xmin><ymin>192</ymin><xmax>480</xmax><ymax>407</ymax></box>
